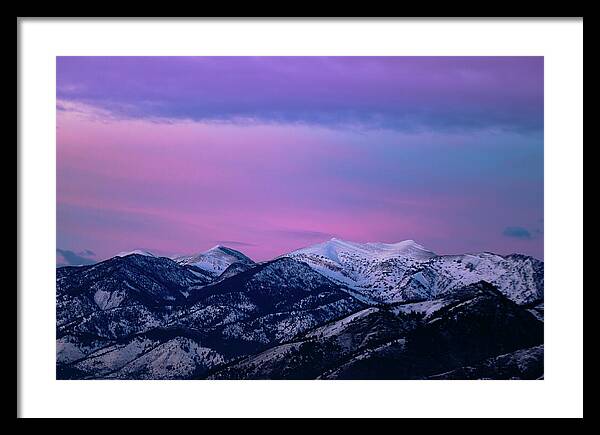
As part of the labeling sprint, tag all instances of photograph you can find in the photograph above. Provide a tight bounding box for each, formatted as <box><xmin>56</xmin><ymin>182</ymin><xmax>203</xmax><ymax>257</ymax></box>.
<box><xmin>55</xmin><ymin>56</ymin><xmax>545</xmax><ymax>380</ymax></box>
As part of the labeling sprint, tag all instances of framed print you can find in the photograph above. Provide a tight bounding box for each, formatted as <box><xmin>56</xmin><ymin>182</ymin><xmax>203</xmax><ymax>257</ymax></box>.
<box><xmin>18</xmin><ymin>18</ymin><xmax>583</xmax><ymax>418</ymax></box>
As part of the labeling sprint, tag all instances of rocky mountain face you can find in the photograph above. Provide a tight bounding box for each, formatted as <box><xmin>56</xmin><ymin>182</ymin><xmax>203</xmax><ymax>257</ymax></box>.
<box><xmin>57</xmin><ymin>254</ymin><xmax>363</xmax><ymax>379</ymax></box>
<box><xmin>427</xmin><ymin>345</ymin><xmax>544</xmax><ymax>380</ymax></box>
<box><xmin>56</xmin><ymin>240</ymin><xmax>544</xmax><ymax>380</ymax></box>
<box><xmin>209</xmin><ymin>282</ymin><xmax>543</xmax><ymax>380</ymax></box>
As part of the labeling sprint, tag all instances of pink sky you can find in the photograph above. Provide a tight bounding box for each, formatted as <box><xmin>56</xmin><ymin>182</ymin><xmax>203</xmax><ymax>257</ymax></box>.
<box><xmin>57</xmin><ymin>57</ymin><xmax>543</xmax><ymax>263</ymax></box>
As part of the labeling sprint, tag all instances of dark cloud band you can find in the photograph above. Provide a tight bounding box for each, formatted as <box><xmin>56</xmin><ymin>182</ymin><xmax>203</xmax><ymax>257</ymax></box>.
<box><xmin>57</xmin><ymin>56</ymin><xmax>543</xmax><ymax>134</ymax></box>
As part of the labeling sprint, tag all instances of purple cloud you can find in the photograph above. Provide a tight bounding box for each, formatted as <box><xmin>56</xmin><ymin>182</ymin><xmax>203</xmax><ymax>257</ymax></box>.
<box><xmin>57</xmin><ymin>56</ymin><xmax>543</xmax><ymax>133</ymax></box>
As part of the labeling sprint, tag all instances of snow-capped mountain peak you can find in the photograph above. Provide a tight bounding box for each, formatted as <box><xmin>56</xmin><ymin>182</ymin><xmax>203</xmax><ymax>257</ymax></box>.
<box><xmin>284</xmin><ymin>238</ymin><xmax>436</xmax><ymax>302</ymax></box>
<box><xmin>207</xmin><ymin>244</ymin><xmax>226</xmax><ymax>252</ymax></box>
<box><xmin>285</xmin><ymin>238</ymin><xmax>542</xmax><ymax>306</ymax></box>
<box><xmin>174</xmin><ymin>245</ymin><xmax>254</xmax><ymax>275</ymax></box>
<box><xmin>116</xmin><ymin>249</ymin><xmax>156</xmax><ymax>258</ymax></box>
<box><xmin>291</xmin><ymin>238</ymin><xmax>436</xmax><ymax>264</ymax></box>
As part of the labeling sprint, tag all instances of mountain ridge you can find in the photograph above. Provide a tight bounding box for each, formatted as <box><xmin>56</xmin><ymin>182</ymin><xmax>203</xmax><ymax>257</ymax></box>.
<box><xmin>56</xmin><ymin>238</ymin><xmax>544</xmax><ymax>380</ymax></box>
<box><xmin>284</xmin><ymin>239</ymin><xmax>543</xmax><ymax>306</ymax></box>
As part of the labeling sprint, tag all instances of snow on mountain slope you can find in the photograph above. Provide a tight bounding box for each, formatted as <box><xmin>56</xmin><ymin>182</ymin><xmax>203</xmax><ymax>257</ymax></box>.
<box><xmin>174</xmin><ymin>245</ymin><xmax>254</xmax><ymax>276</ymax></box>
<box><xmin>428</xmin><ymin>344</ymin><xmax>544</xmax><ymax>380</ymax></box>
<box><xmin>57</xmin><ymin>256</ymin><xmax>365</xmax><ymax>379</ymax></box>
<box><xmin>56</xmin><ymin>254</ymin><xmax>211</xmax><ymax>342</ymax></box>
<box><xmin>181</xmin><ymin>257</ymin><xmax>365</xmax><ymax>347</ymax></box>
<box><xmin>210</xmin><ymin>281</ymin><xmax>543</xmax><ymax>380</ymax></box>
<box><xmin>285</xmin><ymin>239</ymin><xmax>543</xmax><ymax>305</ymax></box>
<box><xmin>290</xmin><ymin>238</ymin><xmax>435</xmax><ymax>262</ymax></box>
<box><xmin>107</xmin><ymin>337</ymin><xmax>224</xmax><ymax>380</ymax></box>
<box><xmin>68</xmin><ymin>332</ymin><xmax>225</xmax><ymax>380</ymax></box>
<box><xmin>285</xmin><ymin>238</ymin><xmax>435</xmax><ymax>296</ymax></box>
<box><xmin>208</xmin><ymin>306</ymin><xmax>414</xmax><ymax>380</ymax></box>
<box><xmin>317</xmin><ymin>282</ymin><xmax>543</xmax><ymax>380</ymax></box>
<box><xmin>304</xmin><ymin>307</ymin><xmax>380</xmax><ymax>340</ymax></box>
<box><xmin>394</xmin><ymin>253</ymin><xmax>544</xmax><ymax>305</ymax></box>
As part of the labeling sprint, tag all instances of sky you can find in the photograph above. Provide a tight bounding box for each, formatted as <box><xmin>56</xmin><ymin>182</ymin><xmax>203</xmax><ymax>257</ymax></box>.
<box><xmin>56</xmin><ymin>56</ymin><xmax>544</xmax><ymax>264</ymax></box>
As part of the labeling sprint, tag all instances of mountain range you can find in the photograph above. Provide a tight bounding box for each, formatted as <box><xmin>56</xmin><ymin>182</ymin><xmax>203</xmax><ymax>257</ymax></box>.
<box><xmin>56</xmin><ymin>239</ymin><xmax>544</xmax><ymax>380</ymax></box>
